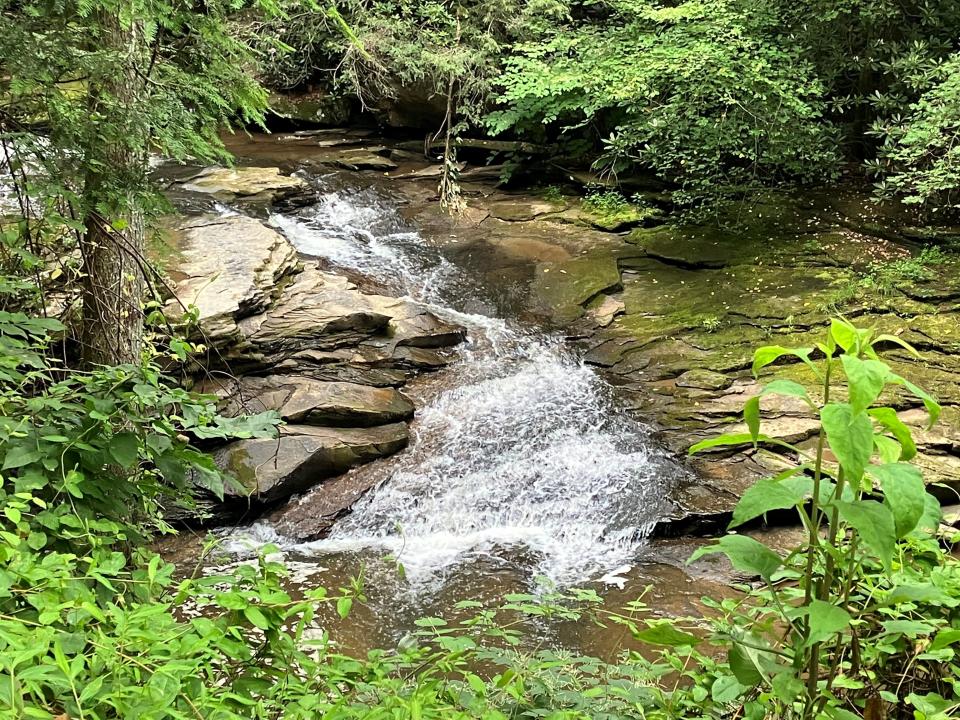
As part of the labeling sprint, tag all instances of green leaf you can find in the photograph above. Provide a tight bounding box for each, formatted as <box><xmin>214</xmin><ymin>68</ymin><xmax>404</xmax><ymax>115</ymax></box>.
<box><xmin>830</xmin><ymin>318</ymin><xmax>859</xmax><ymax>353</ymax></box>
<box><xmin>2</xmin><ymin>444</ymin><xmax>41</xmax><ymax>470</ymax></box>
<box><xmin>744</xmin><ymin>396</ymin><xmax>760</xmax><ymax>443</ymax></box>
<box><xmin>752</xmin><ymin>345</ymin><xmax>818</xmax><ymax>379</ymax></box>
<box><xmin>821</xmin><ymin>403</ymin><xmax>873</xmax><ymax>482</ymax></box>
<box><xmin>759</xmin><ymin>379</ymin><xmax>815</xmax><ymax>408</ymax></box>
<box><xmin>728</xmin><ymin>643</ymin><xmax>763</xmax><ymax>686</ymax></box>
<box><xmin>874</xmin><ymin>434</ymin><xmax>903</xmax><ymax>464</ymax></box>
<box><xmin>771</xmin><ymin>672</ymin><xmax>804</xmax><ymax>704</ymax></box>
<box><xmin>337</xmin><ymin>596</ymin><xmax>353</xmax><ymax>619</ymax></box>
<box><xmin>887</xmin><ymin>373</ymin><xmax>941</xmax><ymax>428</ymax></box>
<box><xmin>689</xmin><ymin>433</ymin><xmax>755</xmax><ymax>454</ymax></box>
<box><xmin>841</xmin><ymin>355</ymin><xmax>889</xmax><ymax>414</ymax></box>
<box><xmin>711</xmin><ymin>674</ymin><xmax>747</xmax><ymax>703</ymax></box>
<box><xmin>108</xmin><ymin>432</ymin><xmax>139</xmax><ymax>468</ymax></box>
<box><xmin>730</xmin><ymin>475</ymin><xmax>814</xmax><ymax>529</ymax></box>
<box><xmin>244</xmin><ymin>606</ymin><xmax>270</xmax><ymax>630</ymax></box>
<box><xmin>834</xmin><ymin>500</ymin><xmax>896</xmax><ymax>572</ymax></box>
<box><xmin>688</xmin><ymin>432</ymin><xmax>786</xmax><ymax>454</ymax></box>
<box><xmin>689</xmin><ymin>535</ymin><xmax>782</xmax><ymax>581</ymax></box>
<box><xmin>870</xmin><ymin>463</ymin><xmax>926</xmax><ymax>537</ymax></box>
<box><xmin>873</xmin><ymin>333</ymin><xmax>921</xmax><ymax>358</ymax></box>
<box><xmin>930</xmin><ymin>629</ymin><xmax>960</xmax><ymax>651</ymax></box>
<box><xmin>804</xmin><ymin>600</ymin><xmax>851</xmax><ymax>647</ymax></box>
<box><xmin>633</xmin><ymin>621</ymin><xmax>699</xmax><ymax>647</ymax></box>
<box><xmin>869</xmin><ymin>407</ymin><xmax>917</xmax><ymax>461</ymax></box>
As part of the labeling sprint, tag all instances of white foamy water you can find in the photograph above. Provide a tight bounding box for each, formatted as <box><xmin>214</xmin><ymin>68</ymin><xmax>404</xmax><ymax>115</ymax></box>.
<box><xmin>224</xmin><ymin>180</ymin><xmax>679</xmax><ymax>587</ymax></box>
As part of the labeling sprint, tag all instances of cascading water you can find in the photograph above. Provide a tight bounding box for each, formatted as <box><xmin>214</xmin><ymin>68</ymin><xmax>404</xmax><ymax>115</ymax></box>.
<box><xmin>224</xmin><ymin>175</ymin><xmax>681</xmax><ymax>591</ymax></box>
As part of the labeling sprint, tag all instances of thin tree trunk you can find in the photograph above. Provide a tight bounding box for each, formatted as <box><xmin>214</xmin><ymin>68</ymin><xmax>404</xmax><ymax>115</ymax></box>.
<box><xmin>80</xmin><ymin>6</ymin><xmax>146</xmax><ymax>367</ymax></box>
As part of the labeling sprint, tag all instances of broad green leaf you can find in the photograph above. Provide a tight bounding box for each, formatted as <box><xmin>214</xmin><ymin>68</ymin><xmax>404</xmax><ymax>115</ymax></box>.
<box><xmin>804</xmin><ymin>599</ymin><xmax>851</xmax><ymax>647</ymax></box>
<box><xmin>689</xmin><ymin>535</ymin><xmax>782</xmax><ymax>581</ymax></box>
<box><xmin>633</xmin><ymin>621</ymin><xmax>699</xmax><ymax>647</ymax></box>
<box><xmin>730</xmin><ymin>475</ymin><xmax>814</xmax><ymax>529</ymax></box>
<box><xmin>771</xmin><ymin>672</ymin><xmax>804</xmax><ymax>704</ymax></box>
<box><xmin>2</xmin><ymin>444</ymin><xmax>41</xmax><ymax>470</ymax></box>
<box><xmin>916</xmin><ymin>493</ymin><xmax>942</xmax><ymax>534</ymax></box>
<box><xmin>760</xmin><ymin>379</ymin><xmax>815</xmax><ymax>407</ymax></box>
<box><xmin>841</xmin><ymin>355</ymin><xmax>889</xmax><ymax>414</ymax></box>
<box><xmin>830</xmin><ymin>318</ymin><xmax>859</xmax><ymax>353</ymax></box>
<box><xmin>108</xmin><ymin>432</ymin><xmax>139</xmax><ymax>468</ymax></box>
<box><xmin>930</xmin><ymin>629</ymin><xmax>960</xmax><ymax>651</ymax></box>
<box><xmin>688</xmin><ymin>433</ymin><xmax>756</xmax><ymax>454</ymax></box>
<box><xmin>870</xmin><ymin>463</ymin><xmax>926</xmax><ymax>537</ymax></box>
<box><xmin>337</xmin><ymin>596</ymin><xmax>353</xmax><ymax>619</ymax></box>
<box><xmin>885</xmin><ymin>584</ymin><xmax>957</xmax><ymax>607</ymax></box>
<box><xmin>874</xmin><ymin>434</ymin><xmax>903</xmax><ymax>464</ymax></box>
<box><xmin>712</xmin><ymin>674</ymin><xmax>747</xmax><ymax>703</ymax></box>
<box><xmin>869</xmin><ymin>407</ymin><xmax>917</xmax><ymax>461</ymax></box>
<box><xmin>881</xmin><ymin>619</ymin><xmax>937</xmax><ymax>636</ymax></box>
<box><xmin>887</xmin><ymin>373</ymin><xmax>941</xmax><ymax>428</ymax></box>
<box><xmin>752</xmin><ymin>345</ymin><xmax>818</xmax><ymax>379</ymax></box>
<box><xmin>244</xmin><ymin>606</ymin><xmax>270</xmax><ymax>630</ymax></box>
<box><xmin>688</xmin><ymin>432</ymin><xmax>792</xmax><ymax>455</ymax></box>
<box><xmin>834</xmin><ymin>500</ymin><xmax>896</xmax><ymax>572</ymax></box>
<box><xmin>821</xmin><ymin>403</ymin><xmax>873</xmax><ymax>482</ymax></box>
<box><xmin>728</xmin><ymin>643</ymin><xmax>763</xmax><ymax>686</ymax></box>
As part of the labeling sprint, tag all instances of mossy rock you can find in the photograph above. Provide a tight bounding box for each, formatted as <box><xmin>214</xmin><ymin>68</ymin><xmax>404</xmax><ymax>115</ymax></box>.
<box><xmin>531</xmin><ymin>252</ymin><xmax>622</xmax><ymax>322</ymax></box>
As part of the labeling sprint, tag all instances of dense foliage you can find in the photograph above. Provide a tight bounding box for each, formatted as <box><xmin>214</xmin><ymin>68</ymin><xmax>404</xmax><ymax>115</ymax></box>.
<box><xmin>3</xmin><ymin>1</ymin><xmax>960</xmax><ymax>718</ymax></box>
<box><xmin>262</xmin><ymin>0</ymin><xmax>960</xmax><ymax>206</ymax></box>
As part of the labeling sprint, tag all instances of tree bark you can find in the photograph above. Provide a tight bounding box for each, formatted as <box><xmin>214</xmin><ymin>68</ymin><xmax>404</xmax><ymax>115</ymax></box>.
<box><xmin>80</xmin><ymin>6</ymin><xmax>146</xmax><ymax>367</ymax></box>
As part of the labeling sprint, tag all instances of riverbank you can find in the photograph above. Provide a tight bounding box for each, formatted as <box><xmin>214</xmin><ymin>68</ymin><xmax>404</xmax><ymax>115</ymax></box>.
<box><xmin>155</xmin><ymin>128</ymin><xmax>960</xmax><ymax>656</ymax></box>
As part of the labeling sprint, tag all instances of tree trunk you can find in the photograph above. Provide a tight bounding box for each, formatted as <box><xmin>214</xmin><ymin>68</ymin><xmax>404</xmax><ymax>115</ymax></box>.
<box><xmin>80</xmin><ymin>7</ymin><xmax>146</xmax><ymax>367</ymax></box>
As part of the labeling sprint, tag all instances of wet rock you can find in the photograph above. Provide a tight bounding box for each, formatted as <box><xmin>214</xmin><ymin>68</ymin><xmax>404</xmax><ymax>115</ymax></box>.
<box><xmin>217</xmin><ymin>423</ymin><xmax>409</xmax><ymax>503</ymax></box>
<box><xmin>675</xmin><ymin>369</ymin><xmax>733</xmax><ymax>391</ymax></box>
<box><xmin>167</xmin><ymin>215</ymin><xmax>300</xmax><ymax>345</ymax></box>
<box><xmin>532</xmin><ymin>252</ymin><xmax>622</xmax><ymax>322</ymax></box>
<box><xmin>488</xmin><ymin>199</ymin><xmax>560</xmax><ymax>222</ymax></box>
<box><xmin>202</xmin><ymin>375</ymin><xmax>415</xmax><ymax>427</ymax></box>
<box><xmin>583</xmin><ymin>336</ymin><xmax>641</xmax><ymax>367</ymax></box>
<box><xmin>267</xmin><ymin>91</ymin><xmax>353</xmax><ymax>126</ymax></box>
<box><xmin>179</xmin><ymin>166</ymin><xmax>306</xmax><ymax>201</ymax></box>
<box><xmin>585</xmin><ymin>294</ymin><xmax>625</xmax><ymax>327</ymax></box>
<box><xmin>334</xmin><ymin>150</ymin><xmax>398</xmax><ymax>172</ymax></box>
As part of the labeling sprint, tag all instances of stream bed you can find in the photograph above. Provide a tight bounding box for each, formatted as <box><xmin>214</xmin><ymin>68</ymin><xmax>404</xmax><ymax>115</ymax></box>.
<box><xmin>198</xmin><ymin>170</ymin><xmax>724</xmax><ymax>657</ymax></box>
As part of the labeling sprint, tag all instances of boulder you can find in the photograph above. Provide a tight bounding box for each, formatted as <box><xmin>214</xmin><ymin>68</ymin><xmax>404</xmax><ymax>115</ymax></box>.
<box><xmin>203</xmin><ymin>375</ymin><xmax>415</xmax><ymax>427</ymax></box>
<box><xmin>167</xmin><ymin>215</ymin><xmax>300</xmax><ymax>345</ymax></box>
<box><xmin>216</xmin><ymin>423</ymin><xmax>409</xmax><ymax>503</ymax></box>
<box><xmin>229</xmin><ymin>267</ymin><xmax>465</xmax><ymax>366</ymax></box>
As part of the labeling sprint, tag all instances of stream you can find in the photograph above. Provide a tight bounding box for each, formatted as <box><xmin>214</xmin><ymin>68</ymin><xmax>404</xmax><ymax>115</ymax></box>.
<box><xmin>212</xmin><ymin>171</ymin><xmax>701</xmax><ymax>655</ymax></box>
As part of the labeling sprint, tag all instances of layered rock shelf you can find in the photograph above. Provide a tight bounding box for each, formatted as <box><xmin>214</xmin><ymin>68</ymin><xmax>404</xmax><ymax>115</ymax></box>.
<box><xmin>160</xmin><ymin>170</ymin><xmax>465</xmax><ymax>521</ymax></box>
<box><xmin>162</xmin><ymin>132</ymin><xmax>960</xmax><ymax>540</ymax></box>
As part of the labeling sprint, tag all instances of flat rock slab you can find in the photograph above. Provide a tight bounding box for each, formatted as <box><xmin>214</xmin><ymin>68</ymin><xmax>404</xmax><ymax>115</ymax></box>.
<box><xmin>217</xmin><ymin>423</ymin><xmax>409</xmax><ymax>503</ymax></box>
<box><xmin>531</xmin><ymin>252</ymin><xmax>622</xmax><ymax>322</ymax></box>
<box><xmin>167</xmin><ymin>215</ymin><xmax>300</xmax><ymax>344</ymax></box>
<box><xmin>204</xmin><ymin>375</ymin><xmax>415</xmax><ymax>427</ymax></box>
<box><xmin>231</xmin><ymin>267</ymin><xmax>465</xmax><ymax>365</ymax></box>
<box><xmin>180</xmin><ymin>166</ymin><xmax>306</xmax><ymax>200</ymax></box>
